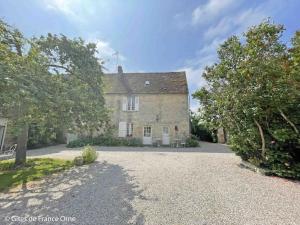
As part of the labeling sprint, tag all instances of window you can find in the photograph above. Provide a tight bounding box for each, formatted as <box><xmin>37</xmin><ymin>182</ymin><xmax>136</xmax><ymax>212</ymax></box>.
<box><xmin>122</xmin><ymin>96</ymin><xmax>139</xmax><ymax>111</ymax></box>
<box><xmin>126</xmin><ymin>123</ymin><xmax>133</xmax><ymax>137</ymax></box>
<box><xmin>127</xmin><ymin>96</ymin><xmax>135</xmax><ymax>111</ymax></box>
<box><xmin>118</xmin><ymin>122</ymin><xmax>133</xmax><ymax>137</ymax></box>
<box><xmin>163</xmin><ymin>127</ymin><xmax>169</xmax><ymax>135</ymax></box>
<box><xmin>144</xmin><ymin>126</ymin><xmax>151</xmax><ymax>137</ymax></box>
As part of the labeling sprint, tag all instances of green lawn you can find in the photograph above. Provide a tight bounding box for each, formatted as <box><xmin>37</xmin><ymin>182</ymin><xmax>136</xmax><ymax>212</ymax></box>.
<box><xmin>0</xmin><ymin>158</ymin><xmax>74</xmax><ymax>191</ymax></box>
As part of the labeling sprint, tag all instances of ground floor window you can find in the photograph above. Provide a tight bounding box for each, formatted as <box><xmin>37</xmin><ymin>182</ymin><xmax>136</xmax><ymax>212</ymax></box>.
<box><xmin>144</xmin><ymin>126</ymin><xmax>151</xmax><ymax>137</ymax></box>
<box><xmin>126</xmin><ymin>123</ymin><xmax>133</xmax><ymax>137</ymax></box>
<box><xmin>118</xmin><ymin>122</ymin><xmax>133</xmax><ymax>137</ymax></box>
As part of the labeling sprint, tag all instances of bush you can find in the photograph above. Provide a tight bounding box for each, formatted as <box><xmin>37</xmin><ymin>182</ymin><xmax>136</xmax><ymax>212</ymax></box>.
<box><xmin>190</xmin><ymin>112</ymin><xmax>215</xmax><ymax>142</ymax></box>
<box><xmin>82</xmin><ymin>146</ymin><xmax>98</xmax><ymax>164</ymax></box>
<box><xmin>67</xmin><ymin>138</ymin><xmax>93</xmax><ymax>148</ymax></box>
<box><xmin>73</xmin><ymin>156</ymin><xmax>84</xmax><ymax>166</ymax></box>
<box><xmin>185</xmin><ymin>138</ymin><xmax>200</xmax><ymax>147</ymax></box>
<box><xmin>67</xmin><ymin>135</ymin><xmax>143</xmax><ymax>148</ymax></box>
<box><xmin>125</xmin><ymin>138</ymin><xmax>143</xmax><ymax>146</ymax></box>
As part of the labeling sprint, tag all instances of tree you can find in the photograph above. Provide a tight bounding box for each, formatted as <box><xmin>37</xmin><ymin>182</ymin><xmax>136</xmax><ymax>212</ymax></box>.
<box><xmin>193</xmin><ymin>21</ymin><xmax>300</xmax><ymax>179</ymax></box>
<box><xmin>0</xmin><ymin>20</ymin><xmax>108</xmax><ymax>166</ymax></box>
<box><xmin>190</xmin><ymin>111</ymin><xmax>215</xmax><ymax>142</ymax></box>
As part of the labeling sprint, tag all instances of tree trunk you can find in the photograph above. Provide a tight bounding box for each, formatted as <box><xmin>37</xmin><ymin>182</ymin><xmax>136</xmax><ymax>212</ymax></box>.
<box><xmin>15</xmin><ymin>124</ymin><xmax>28</xmax><ymax>166</ymax></box>
<box><xmin>278</xmin><ymin>109</ymin><xmax>299</xmax><ymax>134</ymax></box>
<box><xmin>254</xmin><ymin>119</ymin><xmax>266</xmax><ymax>158</ymax></box>
<box><xmin>55</xmin><ymin>127</ymin><xmax>66</xmax><ymax>144</ymax></box>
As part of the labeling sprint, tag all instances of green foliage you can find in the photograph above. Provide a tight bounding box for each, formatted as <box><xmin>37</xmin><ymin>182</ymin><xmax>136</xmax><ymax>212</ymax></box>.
<box><xmin>185</xmin><ymin>138</ymin><xmax>200</xmax><ymax>147</ymax></box>
<box><xmin>27</xmin><ymin>124</ymin><xmax>58</xmax><ymax>149</ymax></box>
<box><xmin>67</xmin><ymin>135</ymin><xmax>143</xmax><ymax>148</ymax></box>
<box><xmin>190</xmin><ymin>111</ymin><xmax>215</xmax><ymax>142</ymax></box>
<box><xmin>193</xmin><ymin>20</ymin><xmax>300</xmax><ymax>179</ymax></box>
<box><xmin>82</xmin><ymin>146</ymin><xmax>98</xmax><ymax>164</ymax></box>
<box><xmin>0</xmin><ymin>158</ymin><xmax>73</xmax><ymax>191</ymax></box>
<box><xmin>67</xmin><ymin>139</ymin><xmax>92</xmax><ymax>148</ymax></box>
<box><xmin>0</xmin><ymin>19</ymin><xmax>109</xmax><ymax>163</ymax></box>
<box><xmin>73</xmin><ymin>156</ymin><xmax>84</xmax><ymax>166</ymax></box>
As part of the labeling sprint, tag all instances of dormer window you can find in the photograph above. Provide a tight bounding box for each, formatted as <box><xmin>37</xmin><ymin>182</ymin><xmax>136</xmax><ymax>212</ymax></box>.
<box><xmin>145</xmin><ymin>80</ymin><xmax>150</xmax><ymax>86</ymax></box>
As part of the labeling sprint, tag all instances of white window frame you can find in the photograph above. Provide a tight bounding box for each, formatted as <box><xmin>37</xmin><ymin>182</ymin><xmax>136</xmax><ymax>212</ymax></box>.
<box><xmin>143</xmin><ymin>126</ymin><xmax>152</xmax><ymax>137</ymax></box>
<box><xmin>127</xmin><ymin>96</ymin><xmax>135</xmax><ymax>111</ymax></box>
<box><xmin>126</xmin><ymin>123</ymin><xmax>133</xmax><ymax>137</ymax></box>
<box><xmin>123</xmin><ymin>96</ymin><xmax>139</xmax><ymax>111</ymax></box>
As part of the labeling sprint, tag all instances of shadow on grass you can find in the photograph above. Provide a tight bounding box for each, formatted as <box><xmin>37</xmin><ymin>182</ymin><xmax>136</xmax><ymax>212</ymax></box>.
<box><xmin>0</xmin><ymin>161</ymin><xmax>145</xmax><ymax>225</ymax></box>
<box><xmin>0</xmin><ymin>158</ymin><xmax>73</xmax><ymax>192</ymax></box>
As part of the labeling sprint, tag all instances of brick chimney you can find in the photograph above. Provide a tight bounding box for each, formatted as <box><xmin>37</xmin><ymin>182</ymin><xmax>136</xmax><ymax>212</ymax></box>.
<box><xmin>118</xmin><ymin>65</ymin><xmax>123</xmax><ymax>74</ymax></box>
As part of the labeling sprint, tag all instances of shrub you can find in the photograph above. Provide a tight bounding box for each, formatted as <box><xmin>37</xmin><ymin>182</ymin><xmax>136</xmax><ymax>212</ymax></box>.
<box><xmin>73</xmin><ymin>156</ymin><xmax>84</xmax><ymax>166</ymax></box>
<box><xmin>67</xmin><ymin>135</ymin><xmax>143</xmax><ymax>148</ymax></box>
<box><xmin>67</xmin><ymin>138</ymin><xmax>92</xmax><ymax>148</ymax></box>
<box><xmin>190</xmin><ymin>112</ymin><xmax>216</xmax><ymax>142</ymax></box>
<box><xmin>125</xmin><ymin>138</ymin><xmax>143</xmax><ymax>146</ymax></box>
<box><xmin>185</xmin><ymin>138</ymin><xmax>200</xmax><ymax>147</ymax></box>
<box><xmin>82</xmin><ymin>146</ymin><xmax>98</xmax><ymax>164</ymax></box>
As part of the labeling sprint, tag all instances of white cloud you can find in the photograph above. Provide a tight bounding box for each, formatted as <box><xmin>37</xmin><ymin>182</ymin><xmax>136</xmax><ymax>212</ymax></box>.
<box><xmin>43</xmin><ymin>0</ymin><xmax>101</xmax><ymax>24</ymax></box>
<box><xmin>192</xmin><ymin>0</ymin><xmax>237</xmax><ymax>25</ymax></box>
<box><xmin>43</xmin><ymin>0</ymin><xmax>126</xmax><ymax>73</ymax></box>
<box><xmin>44</xmin><ymin>0</ymin><xmax>83</xmax><ymax>21</ymax></box>
<box><xmin>87</xmin><ymin>39</ymin><xmax>126</xmax><ymax>73</ymax></box>
<box><xmin>182</xmin><ymin>0</ymin><xmax>282</xmax><ymax>111</ymax></box>
<box><xmin>204</xmin><ymin>6</ymin><xmax>268</xmax><ymax>40</ymax></box>
<box><xmin>178</xmin><ymin>38</ymin><xmax>222</xmax><ymax>112</ymax></box>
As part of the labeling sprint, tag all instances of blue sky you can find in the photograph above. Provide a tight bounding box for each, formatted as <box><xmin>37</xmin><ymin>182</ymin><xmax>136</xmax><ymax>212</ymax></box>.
<box><xmin>1</xmin><ymin>0</ymin><xmax>300</xmax><ymax>111</ymax></box>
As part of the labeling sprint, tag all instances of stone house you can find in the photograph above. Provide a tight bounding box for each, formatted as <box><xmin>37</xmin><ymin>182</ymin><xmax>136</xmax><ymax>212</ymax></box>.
<box><xmin>103</xmin><ymin>66</ymin><xmax>190</xmax><ymax>145</ymax></box>
<box><xmin>0</xmin><ymin>118</ymin><xmax>8</xmax><ymax>151</ymax></box>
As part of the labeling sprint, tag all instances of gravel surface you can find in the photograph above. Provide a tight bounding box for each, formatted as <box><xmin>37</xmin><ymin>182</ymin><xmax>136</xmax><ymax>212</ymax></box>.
<box><xmin>1</xmin><ymin>142</ymin><xmax>300</xmax><ymax>225</ymax></box>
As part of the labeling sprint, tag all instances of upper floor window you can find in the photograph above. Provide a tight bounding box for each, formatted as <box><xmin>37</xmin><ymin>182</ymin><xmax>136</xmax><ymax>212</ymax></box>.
<box><xmin>127</xmin><ymin>96</ymin><xmax>136</xmax><ymax>111</ymax></box>
<box><xmin>122</xmin><ymin>96</ymin><xmax>139</xmax><ymax>111</ymax></box>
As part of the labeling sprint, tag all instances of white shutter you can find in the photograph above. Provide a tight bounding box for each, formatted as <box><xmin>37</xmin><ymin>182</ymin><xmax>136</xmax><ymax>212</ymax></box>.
<box><xmin>135</xmin><ymin>96</ymin><xmax>139</xmax><ymax>111</ymax></box>
<box><xmin>118</xmin><ymin>122</ymin><xmax>126</xmax><ymax>137</ymax></box>
<box><xmin>122</xmin><ymin>97</ymin><xmax>127</xmax><ymax>111</ymax></box>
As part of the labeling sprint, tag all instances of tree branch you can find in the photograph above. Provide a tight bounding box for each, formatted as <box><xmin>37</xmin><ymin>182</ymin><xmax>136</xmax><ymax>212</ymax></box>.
<box><xmin>254</xmin><ymin>119</ymin><xmax>266</xmax><ymax>158</ymax></box>
<box><xmin>278</xmin><ymin>108</ymin><xmax>299</xmax><ymax>134</ymax></box>
<box><xmin>46</xmin><ymin>64</ymin><xmax>73</xmax><ymax>74</ymax></box>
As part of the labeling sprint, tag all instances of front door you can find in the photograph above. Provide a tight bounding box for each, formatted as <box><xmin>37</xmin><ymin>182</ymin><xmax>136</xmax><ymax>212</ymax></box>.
<box><xmin>162</xmin><ymin>126</ymin><xmax>170</xmax><ymax>145</ymax></box>
<box><xmin>143</xmin><ymin>126</ymin><xmax>152</xmax><ymax>145</ymax></box>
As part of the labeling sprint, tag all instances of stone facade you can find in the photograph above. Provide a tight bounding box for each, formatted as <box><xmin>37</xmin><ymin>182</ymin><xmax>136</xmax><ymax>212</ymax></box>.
<box><xmin>105</xmin><ymin>93</ymin><xmax>190</xmax><ymax>144</ymax></box>
<box><xmin>103</xmin><ymin>68</ymin><xmax>190</xmax><ymax>145</ymax></box>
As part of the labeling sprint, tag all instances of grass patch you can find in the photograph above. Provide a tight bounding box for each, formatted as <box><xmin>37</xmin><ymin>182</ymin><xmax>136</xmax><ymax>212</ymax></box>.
<box><xmin>0</xmin><ymin>158</ymin><xmax>74</xmax><ymax>191</ymax></box>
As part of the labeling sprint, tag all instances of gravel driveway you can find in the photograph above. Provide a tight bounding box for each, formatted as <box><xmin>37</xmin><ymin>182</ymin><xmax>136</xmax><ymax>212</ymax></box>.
<box><xmin>1</xmin><ymin>142</ymin><xmax>299</xmax><ymax>225</ymax></box>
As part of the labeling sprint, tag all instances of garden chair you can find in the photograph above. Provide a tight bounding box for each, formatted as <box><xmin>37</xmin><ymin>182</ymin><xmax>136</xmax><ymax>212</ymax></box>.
<box><xmin>180</xmin><ymin>140</ymin><xmax>186</xmax><ymax>148</ymax></box>
<box><xmin>0</xmin><ymin>144</ymin><xmax>17</xmax><ymax>161</ymax></box>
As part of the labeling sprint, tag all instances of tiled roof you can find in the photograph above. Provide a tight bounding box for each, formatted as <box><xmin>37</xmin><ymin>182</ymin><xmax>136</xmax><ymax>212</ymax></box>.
<box><xmin>103</xmin><ymin>72</ymin><xmax>188</xmax><ymax>94</ymax></box>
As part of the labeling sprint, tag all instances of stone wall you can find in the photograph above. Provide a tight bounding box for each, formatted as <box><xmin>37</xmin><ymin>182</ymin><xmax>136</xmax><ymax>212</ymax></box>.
<box><xmin>104</xmin><ymin>93</ymin><xmax>190</xmax><ymax>143</ymax></box>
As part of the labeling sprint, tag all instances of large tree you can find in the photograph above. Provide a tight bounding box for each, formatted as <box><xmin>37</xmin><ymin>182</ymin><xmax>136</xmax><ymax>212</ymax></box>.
<box><xmin>0</xmin><ymin>20</ymin><xmax>108</xmax><ymax>166</ymax></box>
<box><xmin>193</xmin><ymin>21</ymin><xmax>300</xmax><ymax>178</ymax></box>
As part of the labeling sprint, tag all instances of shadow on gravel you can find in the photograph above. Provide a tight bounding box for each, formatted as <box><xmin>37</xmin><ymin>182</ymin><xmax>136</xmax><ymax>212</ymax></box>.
<box><xmin>0</xmin><ymin>161</ymin><xmax>145</xmax><ymax>225</ymax></box>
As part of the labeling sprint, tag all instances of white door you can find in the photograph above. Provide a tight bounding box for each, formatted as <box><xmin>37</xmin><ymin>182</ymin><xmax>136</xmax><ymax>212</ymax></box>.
<box><xmin>162</xmin><ymin>126</ymin><xmax>170</xmax><ymax>145</ymax></box>
<box><xmin>143</xmin><ymin>126</ymin><xmax>152</xmax><ymax>145</ymax></box>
